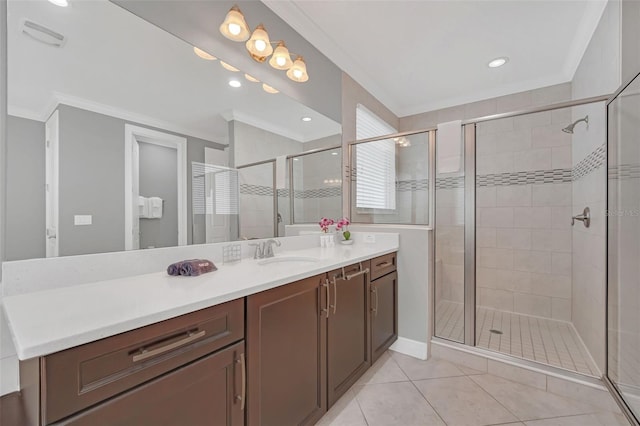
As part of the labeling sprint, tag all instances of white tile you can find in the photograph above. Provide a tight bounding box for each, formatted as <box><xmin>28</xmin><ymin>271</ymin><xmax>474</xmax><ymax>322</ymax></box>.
<box><xmin>513</xmin><ymin>250</ymin><xmax>551</xmax><ymax>273</ymax></box>
<box><xmin>497</xmin><ymin>185</ymin><xmax>533</xmax><ymax>207</ymax></box>
<box><xmin>390</xmin><ymin>352</ymin><xmax>465</xmax><ymax>380</ymax></box>
<box><xmin>477</xmin><ymin>228</ymin><xmax>497</xmax><ymax>248</ymax></box>
<box><xmin>524</xmin><ymin>413</ymin><xmax>628</xmax><ymax>426</ymax></box>
<box><xmin>478</xmin><ymin>288</ymin><xmax>514</xmax><ymax>311</ymax></box>
<box><xmin>470</xmin><ymin>374</ymin><xmax>594</xmax><ymax>421</ymax></box>
<box><xmin>487</xmin><ymin>360</ymin><xmax>547</xmax><ymax>390</ymax></box>
<box><xmin>356</xmin><ymin>351</ymin><xmax>409</xmax><ymax>385</ymax></box>
<box><xmin>479</xmin><ymin>207</ymin><xmax>514</xmax><ymax>228</ymax></box>
<box><xmin>354</xmin><ymin>382</ymin><xmax>445</xmax><ymax>426</ymax></box>
<box><xmin>552</xmin><ymin>146</ymin><xmax>572</xmax><ymax>169</ymax></box>
<box><xmin>546</xmin><ymin>376</ymin><xmax>621</xmax><ymax>413</ymax></box>
<box><xmin>497</xmin><ymin>229</ymin><xmax>532</xmax><ymax>249</ymax></box>
<box><xmin>430</xmin><ymin>344</ymin><xmax>488</xmax><ymax>372</ymax></box>
<box><xmin>514</xmin><ymin>207</ymin><xmax>551</xmax><ymax>229</ymax></box>
<box><xmin>476</xmin><ymin>187</ymin><xmax>497</xmax><ymax>208</ymax></box>
<box><xmin>316</xmin><ymin>388</ymin><xmax>367</xmax><ymax>426</ymax></box>
<box><xmin>514</xmin><ymin>293</ymin><xmax>552</xmax><ymax>317</ymax></box>
<box><xmin>552</xmin><ymin>252</ymin><xmax>572</xmax><ymax>276</ymax></box>
<box><xmin>533</xmin><ymin>184</ymin><xmax>572</xmax><ymax>207</ymax></box>
<box><xmin>514</xmin><ymin>149</ymin><xmax>552</xmax><ymax>172</ymax></box>
<box><xmin>551</xmin><ymin>297</ymin><xmax>572</xmax><ymax>321</ymax></box>
<box><xmin>414</xmin><ymin>376</ymin><xmax>518</xmax><ymax>426</ymax></box>
<box><xmin>478</xmin><ymin>247</ymin><xmax>514</xmax><ymax>268</ymax></box>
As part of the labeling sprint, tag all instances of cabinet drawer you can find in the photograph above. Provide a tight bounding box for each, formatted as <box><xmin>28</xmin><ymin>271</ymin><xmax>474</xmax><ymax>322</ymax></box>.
<box><xmin>370</xmin><ymin>252</ymin><xmax>397</xmax><ymax>280</ymax></box>
<box><xmin>42</xmin><ymin>298</ymin><xmax>244</xmax><ymax>424</ymax></box>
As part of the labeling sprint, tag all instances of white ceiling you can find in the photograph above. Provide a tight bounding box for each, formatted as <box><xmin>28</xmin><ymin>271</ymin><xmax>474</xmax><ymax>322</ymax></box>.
<box><xmin>264</xmin><ymin>0</ymin><xmax>608</xmax><ymax>117</ymax></box>
<box><xmin>7</xmin><ymin>0</ymin><xmax>341</xmax><ymax>144</ymax></box>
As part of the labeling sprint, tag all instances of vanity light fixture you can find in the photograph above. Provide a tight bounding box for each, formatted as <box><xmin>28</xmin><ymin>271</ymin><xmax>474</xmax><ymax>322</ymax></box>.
<box><xmin>286</xmin><ymin>56</ymin><xmax>309</xmax><ymax>83</ymax></box>
<box><xmin>229</xmin><ymin>80</ymin><xmax>242</xmax><ymax>88</ymax></box>
<box><xmin>301</xmin><ymin>117</ymin><xmax>312</xmax><ymax>122</ymax></box>
<box><xmin>262</xmin><ymin>83</ymin><xmax>279</xmax><ymax>94</ymax></box>
<box><xmin>220</xmin><ymin>61</ymin><xmax>240</xmax><ymax>72</ymax></box>
<box><xmin>244</xmin><ymin>73</ymin><xmax>260</xmax><ymax>83</ymax></box>
<box><xmin>48</xmin><ymin>0</ymin><xmax>69</xmax><ymax>7</ymax></box>
<box><xmin>219</xmin><ymin>5</ymin><xmax>309</xmax><ymax>82</ymax></box>
<box><xmin>219</xmin><ymin>5</ymin><xmax>250</xmax><ymax>42</ymax></box>
<box><xmin>488</xmin><ymin>57</ymin><xmax>509</xmax><ymax>68</ymax></box>
<box><xmin>193</xmin><ymin>47</ymin><xmax>216</xmax><ymax>61</ymax></box>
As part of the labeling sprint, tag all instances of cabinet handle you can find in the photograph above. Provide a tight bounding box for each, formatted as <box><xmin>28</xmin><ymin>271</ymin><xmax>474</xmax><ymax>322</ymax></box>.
<box><xmin>331</xmin><ymin>275</ymin><xmax>337</xmax><ymax>315</ymax></box>
<box><xmin>341</xmin><ymin>262</ymin><xmax>370</xmax><ymax>281</ymax></box>
<box><xmin>132</xmin><ymin>330</ymin><xmax>206</xmax><ymax>362</ymax></box>
<box><xmin>322</xmin><ymin>279</ymin><xmax>330</xmax><ymax>318</ymax></box>
<box><xmin>375</xmin><ymin>261</ymin><xmax>393</xmax><ymax>269</ymax></box>
<box><xmin>236</xmin><ymin>353</ymin><xmax>246</xmax><ymax>410</ymax></box>
<box><xmin>372</xmin><ymin>286</ymin><xmax>379</xmax><ymax>317</ymax></box>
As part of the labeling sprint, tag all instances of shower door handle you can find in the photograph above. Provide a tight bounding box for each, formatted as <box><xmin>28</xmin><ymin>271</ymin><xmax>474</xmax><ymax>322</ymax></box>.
<box><xmin>572</xmin><ymin>207</ymin><xmax>590</xmax><ymax>228</ymax></box>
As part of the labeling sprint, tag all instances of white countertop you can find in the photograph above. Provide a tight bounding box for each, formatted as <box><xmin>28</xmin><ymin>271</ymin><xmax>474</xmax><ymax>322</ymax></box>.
<box><xmin>3</xmin><ymin>240</ymin><xmax>397</xmax><ymax>360</ymax></box>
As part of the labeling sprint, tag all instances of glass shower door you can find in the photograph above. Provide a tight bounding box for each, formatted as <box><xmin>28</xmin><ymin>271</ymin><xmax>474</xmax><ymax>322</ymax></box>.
<box><xmin>607</xmin><ymin>71</ymin><xmax>640</xmax><ymax>422</ymax></box>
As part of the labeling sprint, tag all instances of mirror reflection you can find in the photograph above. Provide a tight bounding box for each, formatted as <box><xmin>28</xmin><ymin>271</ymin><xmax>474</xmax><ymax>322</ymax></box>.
<box><xmin>6</xmin><ymin>0</ymin><xmax>342</xmax><ymax>260</ymax></box>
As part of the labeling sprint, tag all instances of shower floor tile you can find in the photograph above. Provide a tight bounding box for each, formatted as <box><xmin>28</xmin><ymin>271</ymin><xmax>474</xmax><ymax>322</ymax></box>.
<box><xmin>435</xmin><ymin>300</ymin><xmax>600</xmax><ymax>377</ymax></box>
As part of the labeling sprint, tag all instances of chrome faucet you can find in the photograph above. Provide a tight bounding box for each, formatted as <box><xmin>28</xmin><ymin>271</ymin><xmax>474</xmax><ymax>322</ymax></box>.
<box><xmin>263</xmin><ymin>239</ymin><xmax>281</xmax><ymax>258</ymax></box>
<box><xmin>249</xmin><ymin>239</ymin><xmax>281</xmax><ymax>259</ymax></box>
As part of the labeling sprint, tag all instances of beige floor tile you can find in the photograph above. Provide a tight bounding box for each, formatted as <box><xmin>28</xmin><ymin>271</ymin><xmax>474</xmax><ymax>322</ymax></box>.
<box><xmin>523</xmin><ymin>412</ymin><xmax>630</xmax><ymax>426</ymax></box>
<box><xmin>469</xmin><ymin>374</ymin><xmax>595</xmax><ymax>421</ymax></box>
<box><xmin>356</xmin><ymin>352</ymin><xmax>408</xmax><ymax>385</ymax></box>
<box><xmin>414</xmin><ymin>376</ymin><xmax>519</xmax><ymax>426</ymax></box>
<box><xmin>316</xmin><ymin>388</ymin><xmax>367</xmax><ymax>426</ymax></box>
<box><xmin>391</xmin><ymin>352</ymin><xmax>466</xmax><ymax>380</ymax></box>
<box><xmin>354</xmin><ymin>382</ymin><xmax>445</xmax><ymax>426</ymax></box>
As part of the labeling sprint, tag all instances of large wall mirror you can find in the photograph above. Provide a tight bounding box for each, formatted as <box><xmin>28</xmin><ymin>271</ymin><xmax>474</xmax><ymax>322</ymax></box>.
<box><xmin>6</xmin><ymin>0</ymin><xmax>342</xmax><ymax>261</ymax></box>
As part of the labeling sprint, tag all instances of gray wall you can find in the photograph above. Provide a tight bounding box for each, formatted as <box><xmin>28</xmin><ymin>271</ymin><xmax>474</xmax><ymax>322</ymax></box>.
<box><xmin>1</xmin><ymin>0</ymin><xmax>6</xmax><ymax>272</ymax></box>
<box><xmin>51</xmin><ymin>104</ymin><xmax>224</xmax><ymax>257</ymax></box>
<box><xmin>139</xmin><ymin>142</ymin><xmax>178</xmax><ymax>249</ymax></box>
<box><xmin>6</xmin><ymin>116</ymin><xmax>45</xmax><ymax>260</ymax></box>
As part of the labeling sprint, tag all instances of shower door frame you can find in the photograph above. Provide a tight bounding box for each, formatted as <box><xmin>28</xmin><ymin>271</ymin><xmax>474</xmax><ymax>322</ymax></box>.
<box><xmin>431</xmin><ymin>94</ymin><xmax>613</xmax><ymax>361</ymax></box>
<box><xmin>602</xmin><ymin>70</ymin><xmax>640</xmax><ymax>426</ymax></box>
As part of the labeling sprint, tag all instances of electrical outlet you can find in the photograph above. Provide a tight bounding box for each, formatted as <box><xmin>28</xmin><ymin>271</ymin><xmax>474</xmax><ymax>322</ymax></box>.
<box><xmin>364</xmin><ymin>234</ymin><xmax>376</xmax><ymax>244</ymax></box>
<box><xmin>74</xmin><ymin>215</ymin><xmax>92</xmax><ymax>226</ymax></box>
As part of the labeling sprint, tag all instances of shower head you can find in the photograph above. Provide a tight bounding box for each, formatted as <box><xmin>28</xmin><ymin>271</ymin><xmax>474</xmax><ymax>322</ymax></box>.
<box><xmin>562</xmin><ymin>115</ymin><xmax>589</xmax><ymax>134</ymax></box>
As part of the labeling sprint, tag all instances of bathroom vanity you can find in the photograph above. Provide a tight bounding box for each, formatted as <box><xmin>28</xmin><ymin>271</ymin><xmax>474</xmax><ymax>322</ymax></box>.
<box><xmin>3</xmin><ymin>237</ymin><xmax>398</xmax><ymax>425</ymax></box>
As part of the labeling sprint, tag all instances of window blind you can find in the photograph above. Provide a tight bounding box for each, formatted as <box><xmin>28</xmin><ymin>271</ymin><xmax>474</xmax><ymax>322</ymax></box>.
<box><xmin>355</xmin><ymin>105</ymin><xmax>397</xmax><ymax>210</ymax></box>
<box><xmin>191</xmin><ymin>162</ymin><xmax>238</xmax><ymax>215</ymax></box>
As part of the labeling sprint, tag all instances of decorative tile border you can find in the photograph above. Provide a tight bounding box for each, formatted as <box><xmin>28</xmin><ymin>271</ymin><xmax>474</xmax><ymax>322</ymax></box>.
<box><xmin>609</xmin><ymin>164</ymin><xmax>640</xmax><ymax>180</ymax></box>
<box><xmin>573</xmin><ymin>144</ymin><xmax>606</xmax><ymax>181</ymax></box>
<box><xmin>476</xmin><ymin>169</ymin><xmax>573</xmax><ymax>187</ymax></box>
<box><xmin>397</xmin><ymin>179</ymin><xmax>429</xmax><ymax>192</ymax></box>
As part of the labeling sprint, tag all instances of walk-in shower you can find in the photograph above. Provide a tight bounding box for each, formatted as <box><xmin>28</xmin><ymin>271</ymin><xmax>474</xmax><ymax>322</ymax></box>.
<box><xmin>434</xmin><ymin>95</ymin><xmax>610</xmax><ymax>378</ymax></box>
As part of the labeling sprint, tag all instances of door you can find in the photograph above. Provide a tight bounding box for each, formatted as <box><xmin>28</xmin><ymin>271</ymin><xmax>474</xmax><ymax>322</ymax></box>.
<box><xmin>131</xmin><ymin>139</ymin><xmax>140</xmax><ymax>250</ymax></box>
<box><xmin>59</xmin><ymin>341</ymin><xmax>245</xmax><ymax>426</ymax></box>
<box><xmin>607</xmin><ymin>71</ymin><xmax>640</xmax><ymax>423</ymax></box>
<box><xmin>371</xmin><ymin>271</ymin><xmax>398</xmax><ymax>362</ymax></box>
<box><xmin>45</xmin><ymin>111</ymin><xmax>59</xmax><ymax>257</ymax></box>
<box><xmin>247</xmin><ymin>275</ymin><xmax>327</xmax><ymax>426</ymax></box>
<box><xmin>327</xmin><ymin>264</ymin><xmax>370</xmax><ymax>407</ymax></box>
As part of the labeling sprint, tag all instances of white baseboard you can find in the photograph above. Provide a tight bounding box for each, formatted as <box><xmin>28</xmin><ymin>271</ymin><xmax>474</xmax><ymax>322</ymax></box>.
<box><xmin>389</xmin><ymin>337</ymin><xmax>428</xmax><ymax>360</ymax></box>
<box><xmin>0</xmin><ymin>356</ymin><xmax>19</xmax><ymax>396</ymax></box>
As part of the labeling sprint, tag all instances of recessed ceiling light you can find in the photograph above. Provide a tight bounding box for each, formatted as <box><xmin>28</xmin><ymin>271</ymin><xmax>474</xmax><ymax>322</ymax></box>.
<box><xmin>488</xmin><ymin>57</ymin><xmax>509</xmax><ymax>68</ymax></box>
<box><xmin>293</xmin><ymin>158</ymin><xmax>299</xmax><ymax>161</ymax></box>
<box><xmin>48</xmin><ymin>0</ymin><xmax>69</xmax><ymax>6</ymax></box>
<box><xmin>220</xmin><ymin>61</ymin><xmax>239</xmax><ymax>72</ymax></box>
<box><xmin>331</xmin><ymin>152</ymin><xmax>338</xmax><ymax>156</ymax></box>
<box><xmin>301</xmin><ymin>117</ymin><xmax>312</xmax><ymax>122</ymax></box>
<box><xmin>193</xmin><ymin>47</ymin><xmax>216</xmax><ymax>60</ymax></box>
<box><xmin>229</xmin><ymin>80</ymin><xmax>242</xmax><ymax>88</ymax></box>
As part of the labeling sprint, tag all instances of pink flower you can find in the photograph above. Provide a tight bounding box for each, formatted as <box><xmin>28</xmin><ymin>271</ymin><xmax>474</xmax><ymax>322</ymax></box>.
<box><xmin>336</xmin><ymin>217</ymin><xmax>350</xmax><ymax>230</ymax></box>
<box><xmin>318</xmin><ymin>217</ymin><xmax>335</xmax><ymax>233</ymax></box>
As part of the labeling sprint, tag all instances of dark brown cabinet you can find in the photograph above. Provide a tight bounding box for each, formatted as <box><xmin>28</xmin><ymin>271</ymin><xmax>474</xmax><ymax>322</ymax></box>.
<box><xmin>58</xmin><ymin>341</ymin><xmax>245</xmax><ymax>426</ymax></box>
<box><xmin>370</xmin><ymin>253</ymin><xmax>398</xmax><ymax>363</ymax></box>
<box><xmin>327</xmin><ymin>263</ymin><xmax>371</xmax><ymax>406</ymax></box>
<box><xmin>20</xmin><ymin>299</ymin><xmax>245</xmax><ymax>426</ymax></box>
<box><xmin>246</xmin><ymin>274</ymin><xmax>327</xmax><ymax>426</ymax></box>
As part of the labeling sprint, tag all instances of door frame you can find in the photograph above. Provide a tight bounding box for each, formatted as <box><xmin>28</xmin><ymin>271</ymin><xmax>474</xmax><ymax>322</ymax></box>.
<box><xmin>124</xmin><ymin>124</ymin><xmax>188</xmax><ymax>250</ymax></box>
<box><xmin>45</xmin><ymin>110</ymin><xmax>60</xmax><ymax>257</ymax></box>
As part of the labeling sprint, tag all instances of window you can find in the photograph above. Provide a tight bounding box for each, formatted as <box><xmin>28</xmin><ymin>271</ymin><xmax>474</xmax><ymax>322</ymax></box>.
<box><xmin>355</xmin><ymin>104</ymin><xmax>397</xmax><ymax>210</ymax></box>
<box><xmin>191</xmin><ymin>162</ymin><xmax>238</xmax><ymax>215</ymax></box>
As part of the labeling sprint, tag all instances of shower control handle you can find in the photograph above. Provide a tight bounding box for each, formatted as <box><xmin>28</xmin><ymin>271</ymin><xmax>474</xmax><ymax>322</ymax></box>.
<box><xmin>572</xmin><ymin>207</ymin><xmax>590</xmax><ymax>228</ymax></box>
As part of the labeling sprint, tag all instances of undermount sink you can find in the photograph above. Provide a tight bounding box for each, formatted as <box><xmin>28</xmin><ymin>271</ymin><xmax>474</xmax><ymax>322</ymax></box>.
<box><xmin>257</xmin><ymin>256</ymin><xmax>319</xmax><ymax>265</ymax></box>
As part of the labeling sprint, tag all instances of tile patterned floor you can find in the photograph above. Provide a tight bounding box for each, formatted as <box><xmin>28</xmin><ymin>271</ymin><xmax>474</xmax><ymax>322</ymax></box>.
<box><xmin>316</xmin><ymin>351</ymin><xmax>629</xmax><ymax>426</ymax></box>
<box><xmin>435</xmin><ymin>301</ymin><xmax>600</xmax><ymax>376</ymax></box>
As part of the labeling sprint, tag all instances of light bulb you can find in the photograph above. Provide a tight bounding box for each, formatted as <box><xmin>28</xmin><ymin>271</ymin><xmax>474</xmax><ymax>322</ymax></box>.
<box><xmin>276</xmin><ymin>57</ymin><xmax>286</xmax><ymax>66</ymax></box>
<box><xmin>228</xmin><ymin>23</ymin><xmax>241</xmax><ymax>36</ymax></box>
<box><xmin>48</xmin><ymin>0</ymin><xmax>68</xmax><ymax>6</ymax></box>
<box><xmin>255</xmin><ymin>39</ymin><xmax>266</xmax><ymax>52</ymax></box>
<box><xmin>293</xmin><ymin>69</ymin><xmax>302</xmax><ymax>78</ymax></box>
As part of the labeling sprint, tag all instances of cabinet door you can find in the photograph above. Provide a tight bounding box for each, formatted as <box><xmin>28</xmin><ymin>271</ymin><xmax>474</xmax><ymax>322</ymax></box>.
<box><xmin>327</xmin><ymin>264</ymin><xmax>370</xmax><ymax>407</ymax></box>
<box><xmin>58</xmin><ymin>341</ymin><xmax>245</xmax><ymax>426</ymax></box>
<box><xmin>371</xmin><ymin>271</ymin><xmax>398</xmax><ymax>363</ymax></box>
<box><xmin>247</xmin><ymin>275</ymin><xmax>327</xmax><ymax>426</ymax></box>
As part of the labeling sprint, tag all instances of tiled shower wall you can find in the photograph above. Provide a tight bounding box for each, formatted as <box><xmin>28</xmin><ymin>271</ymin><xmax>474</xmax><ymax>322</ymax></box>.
<box><xmin>475</xmin><ymin>108</ymin><xmax>573</xmax><ymax>320</ymax></box>
<box><xmin>421</xmin><ymin>84</ymin><xmax>575</xmax><ymax>323</ymax></box>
